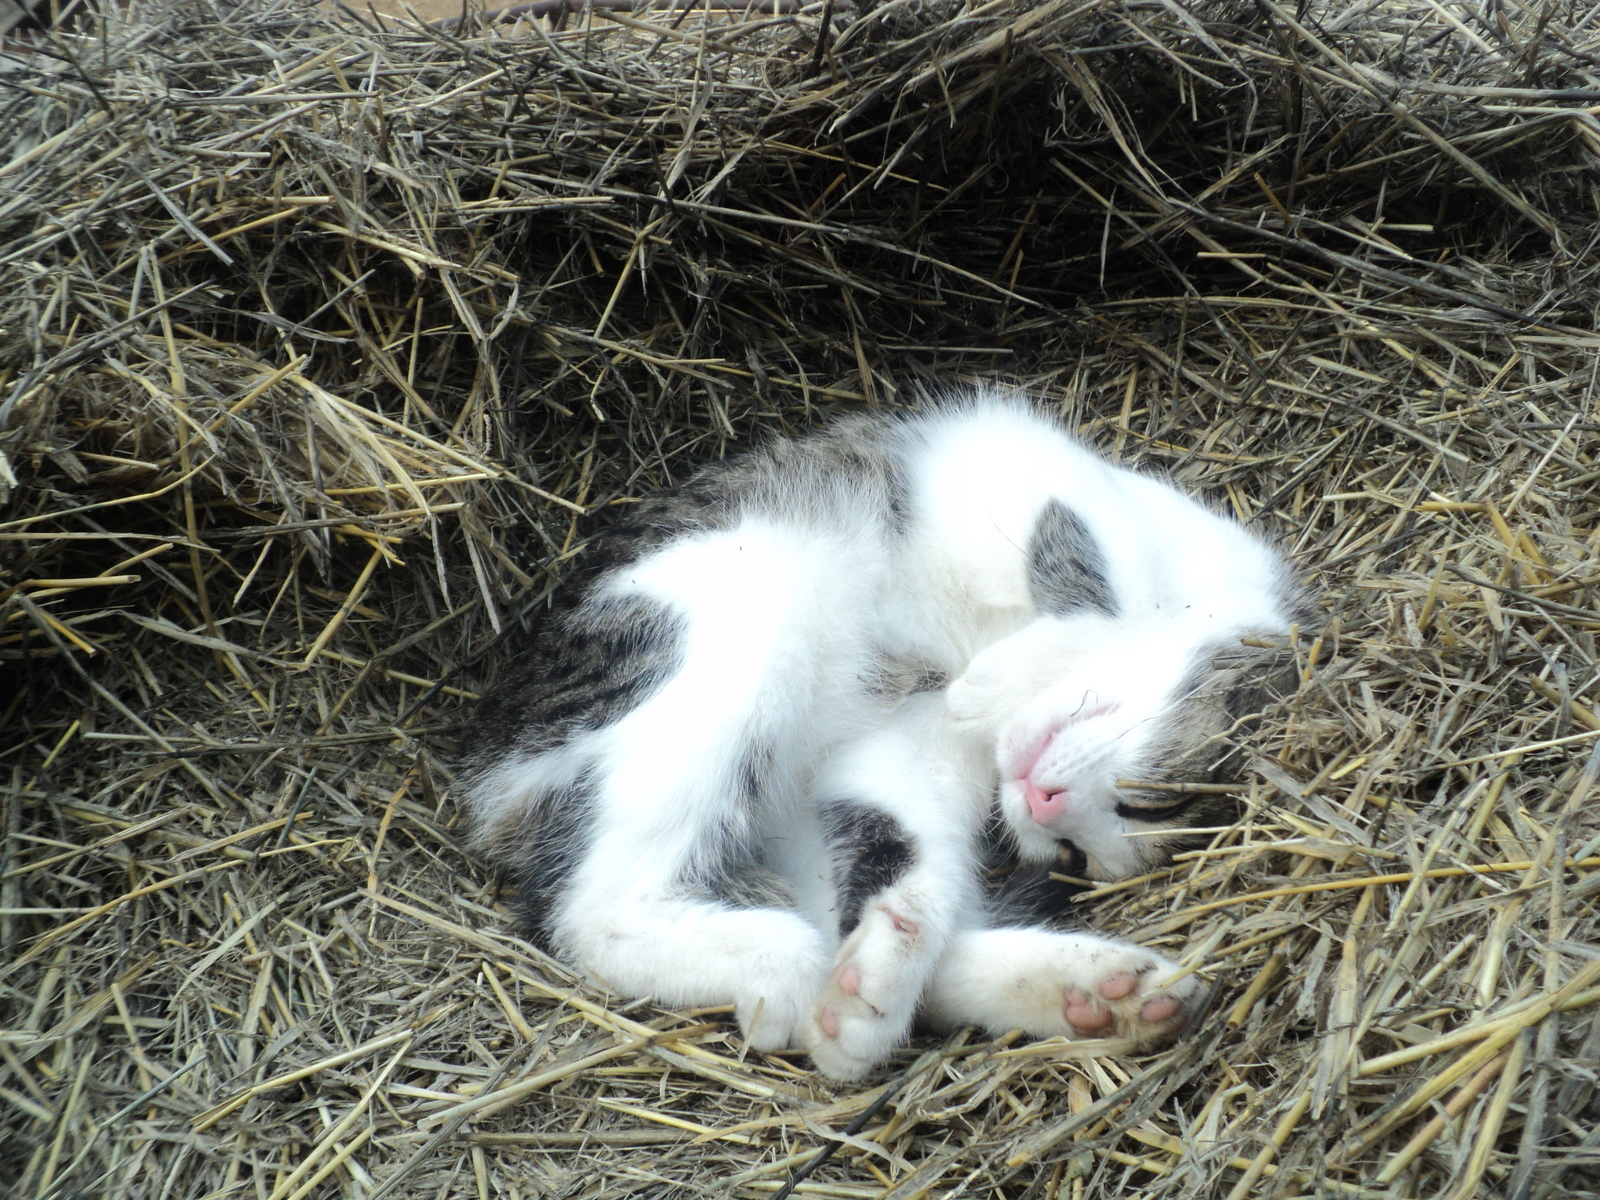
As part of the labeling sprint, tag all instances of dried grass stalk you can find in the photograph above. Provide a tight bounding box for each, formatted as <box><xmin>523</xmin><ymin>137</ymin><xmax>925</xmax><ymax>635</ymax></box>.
<box><xmin>4</xmin><ymin>0</ymin><xmax>1600</xmax><ymax>1196</ymax></box>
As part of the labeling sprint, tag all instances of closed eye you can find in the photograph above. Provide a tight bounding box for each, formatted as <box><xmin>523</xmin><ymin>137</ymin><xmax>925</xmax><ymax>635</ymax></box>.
<box><xmin>1114</xmin><ymin>791</ymin><xmax>1206</xmax><ymax>822</ymax></box>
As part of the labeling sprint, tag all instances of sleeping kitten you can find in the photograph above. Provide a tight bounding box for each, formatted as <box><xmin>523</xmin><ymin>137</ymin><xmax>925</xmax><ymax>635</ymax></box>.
<box><xmin>460</xmin><ymin>394</ymin><xmax>1300</xmax><ymax>1079</ymax></box>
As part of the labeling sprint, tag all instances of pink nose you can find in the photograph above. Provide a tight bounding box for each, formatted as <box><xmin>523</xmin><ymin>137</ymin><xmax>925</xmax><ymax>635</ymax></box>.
<box><xmin>1025</xmin><ymin>781</ymin><xmax>1069</xmax><ymax>824</ymax></box>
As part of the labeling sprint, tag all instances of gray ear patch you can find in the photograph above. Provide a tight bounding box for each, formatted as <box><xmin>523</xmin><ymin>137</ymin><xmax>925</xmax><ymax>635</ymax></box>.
<box><xmin>1027</xmin><ymin>499</ymin><xmax>1118</xmax><ymax>617</ymax></box>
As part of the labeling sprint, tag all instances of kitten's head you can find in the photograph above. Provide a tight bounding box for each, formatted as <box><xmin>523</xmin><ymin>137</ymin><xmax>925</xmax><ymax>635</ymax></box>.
<box><xmin>950</xmin><ymin>620</ymin><xmax>1297</xmax><ymax>879</ymax></box>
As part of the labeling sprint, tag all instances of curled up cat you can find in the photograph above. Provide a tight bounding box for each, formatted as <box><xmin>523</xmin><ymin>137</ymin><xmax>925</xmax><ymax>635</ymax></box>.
<box><xmin>459</xmin><ymin>393</ymin><xmax>1302</xmax><ymax>1080</ymax></box>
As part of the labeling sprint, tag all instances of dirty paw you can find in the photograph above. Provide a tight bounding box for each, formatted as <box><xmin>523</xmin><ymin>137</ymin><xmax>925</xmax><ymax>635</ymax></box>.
<box><xmin>1061</xmin><ymin>962</ymin><xmax>1196</xmax><ymax>1046</ymax></box>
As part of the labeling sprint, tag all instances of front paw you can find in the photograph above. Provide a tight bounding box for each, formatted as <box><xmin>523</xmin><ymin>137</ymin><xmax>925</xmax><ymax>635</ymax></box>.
<box><xmin>1058</xmin><ymin>955</ymin><xmax>1197</xmax><ymax>1047</ymax></box>
<box><xmin>945</xmin><ymin>672</ymin><xmax>998</xmax><ymax>735</ymax></box>
<box><xmin>947</xmin><ymin>666</ymin><xmax>1037</xmax><ymax>737</ymax></box>
<box><xmin>925</xmin><ymin>929</ymin><xmax>1199</xmax><ymax>1050</ymax></box>
<box><xmin>946</xmin><ymin>619</ymin><xmax>1083</xmax><ymax>734</ymax></box>
<box><xmin>804</xmin><ymin>902</ymin><xmax>929</xmax><ymax>1080</ymax></box>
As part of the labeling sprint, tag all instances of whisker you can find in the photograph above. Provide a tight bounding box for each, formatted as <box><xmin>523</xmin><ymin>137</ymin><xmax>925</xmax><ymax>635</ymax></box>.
<box><xmin>1120</xmin><ymin>825</ymin><xmax>1237</xmax><ymax>838</ymax></box>
<box><xmin>1115</xmin><ymin>780</ymin><xmax>1243</xmax><ymax>793</ymax></box>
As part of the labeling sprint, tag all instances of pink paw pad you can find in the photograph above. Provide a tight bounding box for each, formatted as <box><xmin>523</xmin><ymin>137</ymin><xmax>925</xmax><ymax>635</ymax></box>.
<box><xmin>817</xmin><ymin>1006</ymin><xmax>840</xmax><ymax>1039</ymax></box>
<box><xmin>838</xmin><ymin>964</ymin><xmax>861</xmax><ymax>996</ymax></box>
<box><xmin>883</xmin><ymin>907</ymin><xmax>919</xmax><ymax>939</ymax></box>
<box><xmin>1140</xmin><ymin>995</ymin><xmax>1182</xmax><ymax>1024</ymax></box>
<box><xmin>1098</xmin><ymin>973</ymin><xmax>1139</xmax><ymax>1001</ymax></box>
<box><xmin>1064</xmin><ymin>988</ymin><xmax>1111</xmax><ymax>1032</ymax></box>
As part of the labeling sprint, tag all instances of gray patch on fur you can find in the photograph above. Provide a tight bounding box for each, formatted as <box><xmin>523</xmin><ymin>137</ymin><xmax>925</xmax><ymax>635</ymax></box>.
<box><xmin>708</xmin><ymin>863</ymin><xmax>800</xmax><ymax>910</ymax></box>
<box><xmin>860</xmin><ymin>654</ymin><xmax>949</xmax><ymax>700</ymax></box>
<box><xmin>678</xmin><ymin>745</ymin><xmax>799</xmax><ymax>910</ymax></box>
<box><xmin>511</xmin><ymin>770</ymin><xmax>600</xmax><ymax>946</ymax></box>
<box><xmin>1026</xmin><ymin>498</ymin><xmax>1118</xmax><ymax>617</ymax></box>
<box><xmin>465</xmin><ymin>594</ymin><xmax>685</xmax><ymax>769</ymax></box>
<box><xmin>820</xmin><ymin>801</ymin><xmax>916</xmax><ymax>937</ymax></box>
<box><xmin>632</xmin><ymin>414</ymin><xmax>913</xmax><ymax>543</ymax></box>
<box><xmin>687</xmin><ymin>809</ymin><xmax>801</xmax><ymax>912</ymax></box>
<box><xmin>984</xmin><ymin>861</ymin><xmax>1086</xmax><ymax>929</ymax></box>
<box><xmin>736</xmin><ymin>742</ymin><xmax>774</xmax><ymax>816</ymax></box>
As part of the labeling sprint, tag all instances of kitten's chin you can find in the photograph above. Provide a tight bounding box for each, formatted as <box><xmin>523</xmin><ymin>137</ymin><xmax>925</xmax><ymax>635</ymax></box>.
<box><xmin>1008</xmin><ymin>818</ymin><xmax>1068</xmax><ymax>864</ymax></box>
<box><xmin>1076</xmin><ymin>838</ymin><xmax>1148</xmax><ymax>881</ymax></box>
<box><xmin>1008</xmin><ymin>823</ymin><xmax>1147</xmax><ymax>882</ymax></box>
<box><xmin>1080</xmin><ymin>847</ymin><xmax>1143</xmax><ymax>882</ymax></box>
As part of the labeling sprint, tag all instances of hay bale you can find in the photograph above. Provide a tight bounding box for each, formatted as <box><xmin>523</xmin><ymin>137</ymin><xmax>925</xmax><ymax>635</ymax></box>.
<box><xmin>3</xmin><ymin>0</ymin><xmax>1599</xmax><ymax>1196</ymax></box>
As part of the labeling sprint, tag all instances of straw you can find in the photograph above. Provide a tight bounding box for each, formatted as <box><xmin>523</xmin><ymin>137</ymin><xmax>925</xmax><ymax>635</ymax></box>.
<box><xmin>4</xmin><ymin>0</ymin><xmax>1600</xmax><ymax>1196</ymax></box>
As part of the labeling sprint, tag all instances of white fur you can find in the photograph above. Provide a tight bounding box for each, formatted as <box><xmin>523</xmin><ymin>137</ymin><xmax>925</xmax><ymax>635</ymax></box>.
<box><xmin>464</xmin><ymin>395</ymin><xmax>1294</xmax><ymax>1078</ymax></box>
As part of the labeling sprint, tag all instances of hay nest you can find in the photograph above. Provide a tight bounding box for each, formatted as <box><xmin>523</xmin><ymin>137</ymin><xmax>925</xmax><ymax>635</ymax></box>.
<box><xmin>4</xmin><ymin>0</ymin><xmax>1600</xmax><ymax>1195</ymax></box>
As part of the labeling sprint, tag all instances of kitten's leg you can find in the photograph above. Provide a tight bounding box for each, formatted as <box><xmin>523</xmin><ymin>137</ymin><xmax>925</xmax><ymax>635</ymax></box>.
<box><xmin>803</xmin><ymin>697</ymin><xmax>991</xmax><ymax>1079</ymax></box>
<box><xmin>551</xmin><ymin>730</ymin><xmax>832</xmax><ymax>1053</ymax></box>
<box><xmin>530</xmin><ymin>533</ymin><xmax>870</xmax><ymax>1052</ymax></box>
<box><xmin>560</xmin><ymin>851</ymin><xmax>830</xmax><ymax>1051</ymax></box>
<box><xmin>922</xmin><ymin>927</ymin><xmax>1198</xmax><ymax>1048</ymax></box>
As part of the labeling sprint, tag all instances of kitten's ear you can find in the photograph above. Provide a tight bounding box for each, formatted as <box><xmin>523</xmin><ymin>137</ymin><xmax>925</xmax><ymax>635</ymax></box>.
<box><xmin>1135</xmin><ymin>641</ymin><xmax>1300</xmax><ymax>798</ymax></box>
<box><xmin>1217</xmin><ymin>642</ymin><xmax>1302</xmax><ymax>729</ymax></box>
<box><xmin>1026</xmin><ymin>499</ymin><xmax>1118</xmax><ymax>618</ymax></box>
